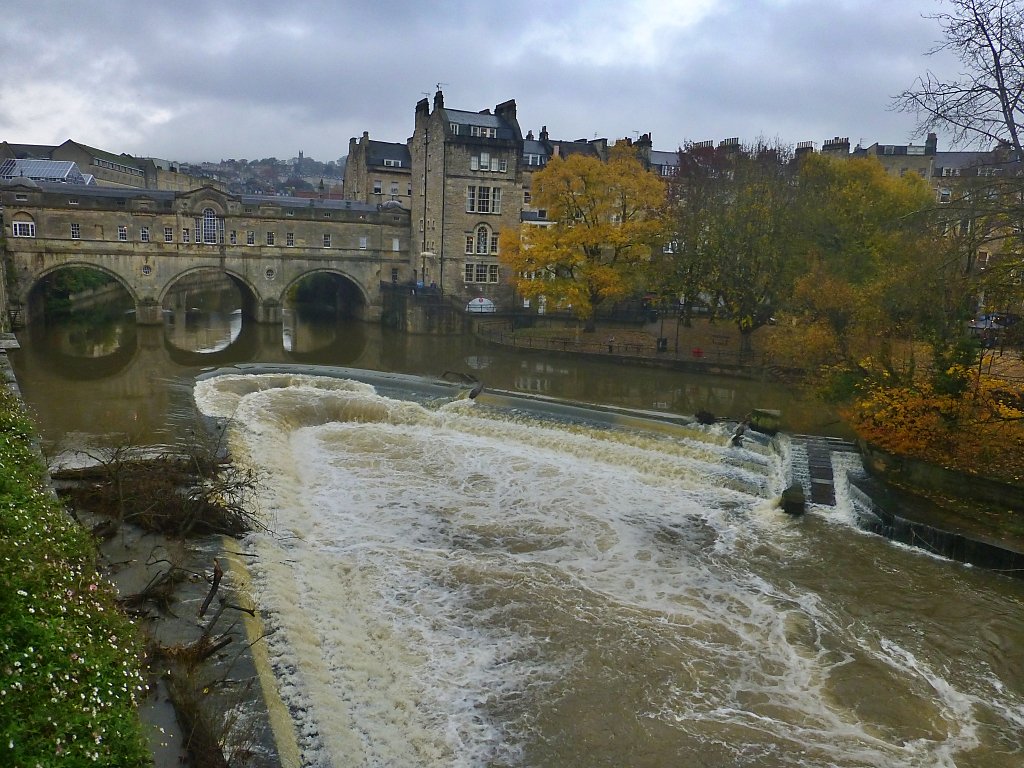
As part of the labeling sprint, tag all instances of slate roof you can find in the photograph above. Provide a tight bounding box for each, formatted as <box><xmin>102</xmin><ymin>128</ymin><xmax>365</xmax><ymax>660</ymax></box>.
<box><xmin>366</xmin><ymin>140</ymin><xmax>411</xmax><ymax>168</ymax></box>
<box><xmin>934</xmin><ymin>151</ymin><xmax>996</xmax><ymax>170</ymax></box>
<box><xmin>522</xmin><ymin>139</ymin><xmax>549</xmax><ymax>157</ymax></box>
<box><xmin>649</xmin><ymin>150</ymin><xmax>679</xmax><ymax>167</ymax></box>
<box><xmin>444</xmin><ymin>108</ymin><xmax>517</xmax><ymax>139</ymax></box>
<box><xmin>553</xmin><ymin>141</ymin><xmax>601</xmax><ymax>158</ymax></box>
<box><xmin>1</xmin><ymin>142</ymin><xmax>57</xmax><ymax>159</ymax></box>
<box><xmin>59</xmin><ymin>139</ymin><xmax>145</xmax><ymax>171</ymax></box>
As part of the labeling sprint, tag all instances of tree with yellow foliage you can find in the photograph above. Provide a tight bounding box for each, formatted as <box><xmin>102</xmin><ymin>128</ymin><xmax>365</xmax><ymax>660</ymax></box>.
<box><xmin>498</xmin><ymin>145</ymin><xmax>667</xmax><ymax>331</ymax></box>
<box><xmin>781</xmin><ymin>153</ymin><xmax>943</xmax><ymax>385</ymax></box>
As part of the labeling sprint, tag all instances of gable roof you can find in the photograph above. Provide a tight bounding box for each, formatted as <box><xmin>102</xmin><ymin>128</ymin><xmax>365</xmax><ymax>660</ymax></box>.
<box><xmin>57</xmin><ymin>139</ymin><xmax>145</xmax><ymax>171</ymax></box>
<box><xmin>0</xmin><ymin>142</ymin><xmax>57</xmax><ymax>160</ymax></box>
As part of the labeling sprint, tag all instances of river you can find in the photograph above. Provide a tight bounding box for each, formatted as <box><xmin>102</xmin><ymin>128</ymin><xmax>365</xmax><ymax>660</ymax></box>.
<box><xmin>8</xmin><ymin>304</ymin><xmax>1024</xmax><ymax>768</ymax></box>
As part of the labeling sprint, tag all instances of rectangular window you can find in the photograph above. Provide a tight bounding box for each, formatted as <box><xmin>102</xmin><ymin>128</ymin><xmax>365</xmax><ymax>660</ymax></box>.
<box><xmin>359</xmin><ymin>236</ymin><xmax>368</xmax><ymax>250</ymax></box>
<box><xmin>182</xmin><ymin>228</ymin><xmax>190</xmax><ymax>243</ymax></box>
<box><xmin>464</xmin><ymin>262</ymin><xmax>500</xmax><ymax>283</ymax></box>
<box><xmin>465</xmin><ymin>234</ymin><xmax>474</xmax><ymax>254</ymax></box>
<box><xmin>392</xmin><ymin>237</ymin><xmax>400</xmax><ymax>252</ymax></box>
<box><xmin>164</xmin><ymin>226</ymin><xmax>173</xmax><ymax>242</ymax></box>
<box><xmin>466</xmin><ymin>185</ymin><xmax>502</xmax><ymax>213</ymax></box>
<box><xmin>383</xmin><ymin>158</ymin><xmax>402</xmax><ymax>167</ymax></box>
<box><xmin>391</xmin><ymin>267</ymin><xmax>399</xmax><ymax>282</ymax></box>
<box><xmin>286</xmin><ymin>232</ymin><xmax>295</xmax><ymax>247</ymax></box>
<box><xmin>390</xmin><ymin>181</ymin><xmax>399</xmax><ymax>195</ymax></box>
<box><xmin>140</xmin><ymin>226</ymin><xmax>150</xmax><ymax>242</ymax></box>
<box><xmin>118</xmin><ymin>225</ymin><xmax>128</xmax><ymax>241</ymax></box>
<box><xmin>470</xmin><ymin>125</ymin><xmax>497</xmax><ymax>138</ymax></box>
<box><xmin>229</xmin><ymin>230</ymin><xmax>237</xmax><ymax>245</ymax></box>
<box><xmin>524</xmin><ymin>190</ymin><xmax>532</xmax><ymax>205</ymax></box>
<box><xmin>373</xmin><ymin>179</ymin><xmax>382</xmax><ymax>194</ymax></box>
<box><xmin>14</xmin><ymin>194</ymin><xmax>28</xmax><ymax>202</ymax></box>
<box><xmin>70</xmin><ymin>223</ymin><xmax>80</xmax><ymax>239</ymax></box>
<box><xmin>450</xmin><ymin>122</ymin><xmax>460</xmax><ymax>134</ymax></box>
<box><xmin>490</xmin><ymin>234</ymin><xmax>499</xmax><ymax>254</ymax></box>
<box><xmin>12</xmin><ymin>221</ymin><xmax>35</xmax><ymax>237</ymax></box>
<box><xmin>247</xmin><ymin>230</ymin><xmax>255</xmax><ymax>245</ymax></box>
<box><xmin>479</xmin><ymin>152</ymin><xmax>490</xmax><ymax>170</ymax></box>
<box><xmin>267</xmin><ymin>231</ymin><xmax>275</xmax><ymax>246</ymax></box>
<box><xmin>323</xmin><ymin>233</ymin><xmax>331</xmax><ymax>248</ymax></box>
<box><xmin>407</xmin><ymin>183</ymin><xmax>412</xmax><ymax>196</ymax></box>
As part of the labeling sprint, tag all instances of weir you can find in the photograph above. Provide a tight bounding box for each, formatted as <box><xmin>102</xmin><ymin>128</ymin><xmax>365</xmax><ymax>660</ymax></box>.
<box><xmin>190</xmin><ymin>366</ymin><xmax>1024</xmax><ymax>766</ymax></box>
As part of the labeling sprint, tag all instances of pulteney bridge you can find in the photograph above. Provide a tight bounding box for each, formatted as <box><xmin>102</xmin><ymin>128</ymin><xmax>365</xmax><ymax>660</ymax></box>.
<box><xmin>1</xmin><ymin>179</ymin><xmax>413</xmax><ymax>326</ymax></box>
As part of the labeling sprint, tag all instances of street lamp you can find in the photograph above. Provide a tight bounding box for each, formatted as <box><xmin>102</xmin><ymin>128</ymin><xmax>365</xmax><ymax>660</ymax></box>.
<box><xmin>419</xmin><ymin>251</ymin><xmax>434</xmax><ymax>288</ymax></box>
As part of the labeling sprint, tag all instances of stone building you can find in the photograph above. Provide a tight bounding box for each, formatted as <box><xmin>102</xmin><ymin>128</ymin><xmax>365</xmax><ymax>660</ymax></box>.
<box><xmin>406</xmin><ymin>90</ymin><xmax>524</xmax><ymax>306</ymax></box>
<box><xmin>1</xmin><ymin>139</ymin><xmax>222</xmax><ymax>192</ymax></box>
<box><xmin>1</xmin><ymin>178</ymin><xmax>411</xmax><ymax>324</ymax></box>
<box><xmin>342</xmin><ymin>132</ymin><xmax>413</xmax><ymax>208</ymax></box>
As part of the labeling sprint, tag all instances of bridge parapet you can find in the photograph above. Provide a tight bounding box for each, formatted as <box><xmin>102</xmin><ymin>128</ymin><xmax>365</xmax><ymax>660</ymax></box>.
<box><xmin>1</xmin><ymin>180</ymin><xmax>413</xmax><ymax>325</ymax></box>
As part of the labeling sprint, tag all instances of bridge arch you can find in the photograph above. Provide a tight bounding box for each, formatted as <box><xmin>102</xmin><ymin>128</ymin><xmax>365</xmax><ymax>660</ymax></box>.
<box><xmin>19</xmin><ymin>261</ymin><xmax>140</xmax><ymax>325</ymax></box>
<box><xmin>23</xmin><ymin>261</ymin><xmax>140</xmax><ymax>305</ymax></box>
<box><xmin>158</xmin><ymin>266</ymin><xmax>265</xmax><ymax>317</ymax></box>
<box><xmin>280</xmin><ymin>267</ymin><xmax>372</xmax><ymax>321</ymax></box>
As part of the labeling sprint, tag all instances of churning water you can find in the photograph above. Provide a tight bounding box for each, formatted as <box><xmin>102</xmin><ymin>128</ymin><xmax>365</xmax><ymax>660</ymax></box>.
<box><xmin>193</xmin><ymin>371</ymin><xmax>1024</xmax><ymax>768</ymax></box>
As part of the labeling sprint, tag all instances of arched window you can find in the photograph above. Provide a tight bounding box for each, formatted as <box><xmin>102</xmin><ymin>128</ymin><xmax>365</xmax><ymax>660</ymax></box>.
<box><xmin>11</xmin><ymin>213</ymin><xmax>35</xmax><ymax>238</ymax></box>
<box><xmin>472</xmin><ymin>224</ymin><xmax>498</xmax><ymax>255</ymax></box>
<box><xmin>202</xmin><ymin>208</ymin><xmax>219</xmax><ymax>244</ymax></box>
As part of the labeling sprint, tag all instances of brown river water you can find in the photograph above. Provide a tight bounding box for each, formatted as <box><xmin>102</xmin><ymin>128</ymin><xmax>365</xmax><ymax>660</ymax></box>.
<box><xmin>8</xmin><ymin>303</ymin><xmax>1024</xmax><ymax>768</ymax></box>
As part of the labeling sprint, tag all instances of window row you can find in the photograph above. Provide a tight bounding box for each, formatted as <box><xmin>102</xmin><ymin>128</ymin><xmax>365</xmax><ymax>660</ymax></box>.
<box><xmin>466</xmin><ymin>185</ymin><xmax>502</xmax><ymax>214</ymax></box>
<box><xmin>470</xmin><ymin>152</ymin><xmax>507</xmax><ymax>172</ymax></box>
<box><xmin>52</xmin><ymin>223</ymin><xmax>396</xmax><ymax>250</ymax></box>
<box><xmin>464</xmin><ymin>263</ymin><xmax>500</xmax><ymax>283</ymax></box>
<box><xmin>373</xmin><ymin>179</ymin><xmax>413</xmax><ymax>195</ymax></box>
<box><xmin>450</xmin><ymin>123</ymin><xmax>498</xmax><ymax>139</ymax></box>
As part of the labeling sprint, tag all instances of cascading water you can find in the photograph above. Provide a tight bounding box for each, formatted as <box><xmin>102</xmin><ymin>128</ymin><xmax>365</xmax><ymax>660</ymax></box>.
<box><xmin>194</xmin><ymin>371</ymin><xmax>1024</xmax><ymax>768</ymax></box>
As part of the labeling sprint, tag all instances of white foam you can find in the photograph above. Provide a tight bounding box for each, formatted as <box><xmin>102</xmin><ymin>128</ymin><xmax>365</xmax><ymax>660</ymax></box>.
<box><xmin>193</xmin><ymin>373</ymin><xmax>1024</xmax><ymax>767</ymax></box>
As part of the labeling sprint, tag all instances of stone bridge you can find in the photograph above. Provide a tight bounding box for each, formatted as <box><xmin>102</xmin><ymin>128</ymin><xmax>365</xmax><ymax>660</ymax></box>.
<box><xmin>1</xmin><ymin>179</ymin><xmax>414</xmax><ymax>326</ymax></box>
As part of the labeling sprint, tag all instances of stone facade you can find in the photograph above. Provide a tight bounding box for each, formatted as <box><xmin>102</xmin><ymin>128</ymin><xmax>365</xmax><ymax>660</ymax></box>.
<box><xmin>1</xmin><ymin>179</ymin><xmax>411</xmax><ymax>325</ymax></box>
<box><xmin>342</xmin><ymin>132</ymin><xmax>413</xmax><ymax>209</ymax></box>
<box><xmin>406</xmin><ymin>90</ymin><xmax>524</xmax><ymax>306</ymax></box>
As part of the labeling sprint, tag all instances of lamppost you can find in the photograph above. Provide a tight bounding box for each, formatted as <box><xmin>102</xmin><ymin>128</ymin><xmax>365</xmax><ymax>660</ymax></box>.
<box><xmin>419</xmin><ymin>251</ymin><xmax>434</xmax><ymax>289</ymax></box>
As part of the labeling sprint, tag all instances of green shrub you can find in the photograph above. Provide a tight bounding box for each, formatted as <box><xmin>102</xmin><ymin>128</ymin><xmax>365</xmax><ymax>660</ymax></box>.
<box><xmin>0</xmin><ymin>389</ymin><xmax>150</xmax><ymax>767</ymax></box>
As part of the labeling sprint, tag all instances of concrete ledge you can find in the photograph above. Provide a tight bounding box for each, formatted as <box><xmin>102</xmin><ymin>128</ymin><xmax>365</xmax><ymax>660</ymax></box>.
<box><xmin>859</xmin><ymin>441</ymin><xmax>1024</xmax><ymax>512</ymax></box>
<box><xmin>848</xmin><ymin>473</ymin><xmax>1024</xmax><ymax>579</ymax></box>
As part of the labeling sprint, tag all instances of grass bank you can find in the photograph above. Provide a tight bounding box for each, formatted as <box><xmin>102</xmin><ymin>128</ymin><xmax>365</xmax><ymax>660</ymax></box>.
<box><xmin>0</xmin><ymin>386</ymin><xmax>150</xmax><ymax>766</ymax></box>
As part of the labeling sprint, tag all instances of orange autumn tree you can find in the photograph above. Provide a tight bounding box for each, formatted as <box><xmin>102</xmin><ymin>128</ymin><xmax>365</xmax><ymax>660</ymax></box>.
<box><xmin>498</xmin><ymin>144</ymin><xmax>667</xmax><ymax>331</ymax></box>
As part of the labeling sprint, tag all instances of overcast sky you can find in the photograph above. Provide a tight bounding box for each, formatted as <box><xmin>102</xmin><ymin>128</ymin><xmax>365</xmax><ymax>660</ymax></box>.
<box><xmin>1</xmin><ymin>0</ymin><xmax>963</xmax><ymax>164</ymax></box>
